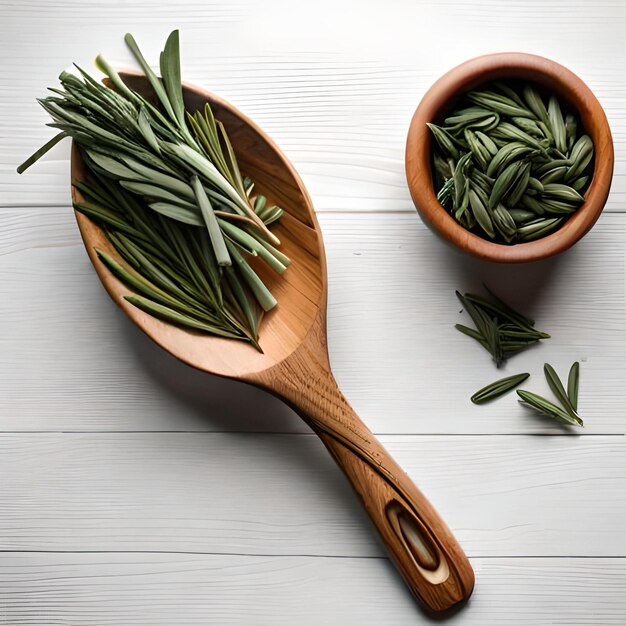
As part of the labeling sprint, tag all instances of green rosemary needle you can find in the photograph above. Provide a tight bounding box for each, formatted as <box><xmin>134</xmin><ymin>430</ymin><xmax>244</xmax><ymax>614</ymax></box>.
<box><xmin>517</xmin><ymin>361</ymin><xmax>583</xmax><ymax>427</ymax></box>
<box><xmin>471</xmin><ymin>373</ymin><xmax>530</xmax><ymax>404</ymax></box>
<box><xmin>17</xmin><ymin>30</ymin><xmax>290</xmax><ymax>351</ymax></box>
<box><xmin>567</xmin><ymin>361</ymin><xmax>580</xmax><ymax>411</ymax></box>
<box><xmin>455</xmin><ymin>284</ymin><xmax>549</xmax><ymax>366</ymax></box>
<box><xmin>543</xmin><ymin>363</ymin><xmax>581</xmax><ymax>421</ymax></box>
<box><xmin>427</xmin><ymin>80</ymin><xmax>594</xmax><ymax>244</ymax></box>
<box><xmin>517</xmin><ymin>389</ymin><xmax>583</xmax><ymax>427</ymax></box>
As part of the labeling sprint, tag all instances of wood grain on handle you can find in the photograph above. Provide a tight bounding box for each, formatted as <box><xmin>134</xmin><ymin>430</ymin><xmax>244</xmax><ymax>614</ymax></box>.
<box><xmin>315</xmin><ymin>429</ymin><xmax>472</xmax><ymax>611</ymax></box>
<box><xmin>249</xmin><ymin>319</ymin><xmax>475</xmax><ymax>613</ymax></box>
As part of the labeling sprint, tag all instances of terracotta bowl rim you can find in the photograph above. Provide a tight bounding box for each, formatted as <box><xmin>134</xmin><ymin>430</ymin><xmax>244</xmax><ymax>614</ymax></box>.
<box><xmin>405</xmin><ymin>52</ymin><xmax>614</xmax><ymax>263</ymax></box>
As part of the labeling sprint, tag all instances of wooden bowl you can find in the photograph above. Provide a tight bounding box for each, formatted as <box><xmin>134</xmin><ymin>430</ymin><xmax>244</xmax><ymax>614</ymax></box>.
<box><xmin>405</xmin><ymin>53</ymin><xmax>614</xmax><ymax>263</ymax></box>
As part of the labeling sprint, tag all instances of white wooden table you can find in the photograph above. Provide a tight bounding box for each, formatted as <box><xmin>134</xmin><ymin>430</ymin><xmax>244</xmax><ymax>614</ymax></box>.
<box><xmin>2</xmin><ymin>1</ymin><xmax>626</xmax><ymax>623</ymax></box>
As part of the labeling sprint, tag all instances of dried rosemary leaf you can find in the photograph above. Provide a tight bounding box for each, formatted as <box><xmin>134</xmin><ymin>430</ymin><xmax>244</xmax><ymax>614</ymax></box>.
<box><xmin>567</xmin><ymin>362</ymin><xmax>580</xmax><ymax>411</ymax></box>
<box><xmin>471</xmin><ymin>373</ymin><xmax>530</xmax><ymax>404</ymax></box>
<box><xmin>427</xmin><ymin>79</ymin><xmax>593</xmax><ymax>245</ymax></box>
<box><xmin>455</xmin><ymin>284</ymin><xmax>549</xmax><ymax>365</ymax></box>
<box><xmin>543</xmin><ymin>363</ymin><xmax>581</xmax><ymax>422</ymax></box>
<box><xmin>517</xmin><ymin>389</ymin><xmax>583</xmax><ymax>427</ymax></box>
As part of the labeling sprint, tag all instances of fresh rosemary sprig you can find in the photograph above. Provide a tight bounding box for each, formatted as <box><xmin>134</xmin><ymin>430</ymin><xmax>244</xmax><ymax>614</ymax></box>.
<box><xmin>455</xmin><ymin>284</ymin><xmax>550</xmax><ymax>366</ymax></box>
<box><xmin>429</xmin><ymin>81</ymin><xmax>594</xmax><ymax>243</ymax></box>
<box><xmin>18</xmin><ymin>30</ymin><xmax>288</xmax><ymax>350</ymax></box>
<box><xmin>79</xmin><ymin>172</ymin><xmax>275</xmax><ymax>349</ymax></box>
<box><xmin>517</xmin><ymin>361</ymin><xmax>583</xmax><ymax>426</ymax></box>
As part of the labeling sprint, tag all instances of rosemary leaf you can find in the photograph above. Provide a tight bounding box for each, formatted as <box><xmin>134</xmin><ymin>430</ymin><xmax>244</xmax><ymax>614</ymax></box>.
<box><xmin>97</xmin><ymin>249</ymin><xmax>199</xmax><ymax>315</ymax></box>
<box><xmin>148</xmin><ymin>202</ymin><xmax>203</xmax><ymax>226</ymax></box>
<box><xmin>548</xmin><ymin>96</ymin><xmax>567</xmax><ymax>154</ymax></box>
<box><xmin>94</xmin><ymin>54</ymin><xmax>142</xmax><ymax>106</ymax></box>
<box><xmin>218</xmin><ymin>218</ymin><xmax>287</xmax><ymax>274</ymax></box>
<box><xmin>517</xmin><ymin>389</ymin><xmax>583</xmax><ymax>427</ymax></box>
<box><xmin>120</xmin><ymin>180</ymin><xmax>197</xmax><ymax>209</ymax></box>
<box><xmin>567</xmin><ymin>362</ymin><xmax>580</xmax><ymax>411</ymax></box>
<box><xmin>191</xmin><ymin>175</ymin><xmax>231</xmax><ymax>266</ymax></box>
<box><xmin>159</xmin><ymin>30</ymin><xmax>185</xmax><ymax>128</ymax></box>
<box><xmin>224</xmin><ymin>266</ymin><xmax>259</xmax><ymax>341</ymax></box>
<box><xmin>124</xmin><ymin>33</ymin><xmax>177</xmax><ymax>125</ymax></box>
<box><xmin>225</xmin><ymin>239</ymin><xmax>277</xmax><ymax>312</ymax></box>
<box><xmin>19</xmin><ymin>30</ymin><xmax>291</xmax><ymax>350</ymax></box>
<box><xmin>428</xmin><ymin>79</ymin><xmax>592</xmax><ymax>244</ymax></box>
<box><xmin>216</xmin><ymin>119</ymin><xmax>247</xmax><ymax>198</ymax></box>
<box><xmin>125</xmin><ymin>295</ymin><xmax>244</xmax><ymax>339</ymax></box>
<box><xmin>543</xmin><ymin>362</ymin><xmax>581</xmax><ymax>422</ymax></box>
<box><xmin>455</xmin><ymin>284</ymin><xmax>549</xmax><ymax>365</ymax></box>
<box><xmin>471</xmin><ymin>373</ymin><xmax>530</xmax><ymax>404</ymax></box>
<box><xmin>17</xmin><ymin>132</ymin><xmax>67</xmax><ymax>174</ymax></box>
<box><xmin>138</xmin><ymin>106</ymin><xmax>161</xmax><ymax>154</ymax></box>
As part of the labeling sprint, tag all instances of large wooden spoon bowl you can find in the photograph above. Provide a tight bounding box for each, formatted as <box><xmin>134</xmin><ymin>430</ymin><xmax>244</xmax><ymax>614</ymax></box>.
<box><xmin>71</xmin><ymin>72</ymin><xmax>475</xmax><ymax>613</ymax></box>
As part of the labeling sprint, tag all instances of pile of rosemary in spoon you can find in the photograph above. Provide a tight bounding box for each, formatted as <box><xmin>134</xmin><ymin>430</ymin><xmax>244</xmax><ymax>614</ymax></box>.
<box><xmin>429</xmin><ymin>81</ymin><xmax>594</xmax><ymax>243</ymax></box>
<box><xmin>18</xmin><ymin>30</ymin><xmax>287</xmax><ymax>351</ymax></box>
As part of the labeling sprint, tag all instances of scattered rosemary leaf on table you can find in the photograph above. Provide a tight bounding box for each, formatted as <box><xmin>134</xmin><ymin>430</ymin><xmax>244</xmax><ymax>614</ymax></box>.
<box><xmin>567</xmin><ymin>361</ymin><xmax>580</xmax><ymax>411</ymax></box>
<box><xmin>455</xmin><ymin>284</ymin><xmax>549</xmax><ymax>366</ymax></box>
<box><xmin>543</xmin><ymin>362</ymin><xmax>580</xmax><ymax>421</ymax></box>
<box><xmin>471</xmin><ymin>372</ymin><xmax>530</xmax><ymax>404</ymax></box>
<box><xmin>517</xmin><ymin>389</ymin><xmax>581</xmax><ymax>426</ymax></box>
<box><xmin>517</xmin><ymin>361</ymin><xmax>583</xmax><ymax>427</ymax></box>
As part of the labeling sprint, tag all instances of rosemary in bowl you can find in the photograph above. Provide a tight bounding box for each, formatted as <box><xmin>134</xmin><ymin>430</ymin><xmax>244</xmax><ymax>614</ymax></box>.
<box><xmin>18</xmin><ymin>31</ymin><xmax>288</xmax><ymax>351</ymax></box>
<box><xmin>428</xmin><ymin>81</ymin><xmax>594</xmax><ymax>244</ymax></box>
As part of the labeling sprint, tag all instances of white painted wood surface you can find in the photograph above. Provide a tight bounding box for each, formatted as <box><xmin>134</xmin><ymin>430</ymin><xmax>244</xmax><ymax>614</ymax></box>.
<box><xmin>1</xmin><ymin>554</ymin><xmax>625</xmax><ymax>625</ymax></box>
<box><xmin>2</xmin><ymin>0</ymin><xmax>626</xmax><ymax>623</ymax></box>
<box><xmin>2</xmin><ymin>433</ymin><xmax>625</xmax><ymax>556</ymax></box>
<box><xmin>3</xmin><ymin>210</ymin><xmax>625</xmax><ymax>434</ymax></box>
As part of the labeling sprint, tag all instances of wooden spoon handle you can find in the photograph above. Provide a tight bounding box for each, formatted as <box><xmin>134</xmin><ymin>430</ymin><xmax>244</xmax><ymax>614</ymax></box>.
<box><xmin>252</xmin><ymin>349</ymin><xmax>474</xmax><ymax>613</ymax></box>
<box><xmin>306</xmin><ymin>413</ymin><xmax>474</xmax><ymax>613</ymax></box>
<box><xmin>247</xmin><ymin>316</ymin><xmax>475</xmax><ymax>613</ymax></box>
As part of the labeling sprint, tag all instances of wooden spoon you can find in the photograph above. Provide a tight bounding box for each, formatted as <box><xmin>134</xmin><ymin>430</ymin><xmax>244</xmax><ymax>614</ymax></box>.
<box><xmin>70</xmin><ymin>72</ymin><xmax>475</xmax><ymax>613</ymax></box>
